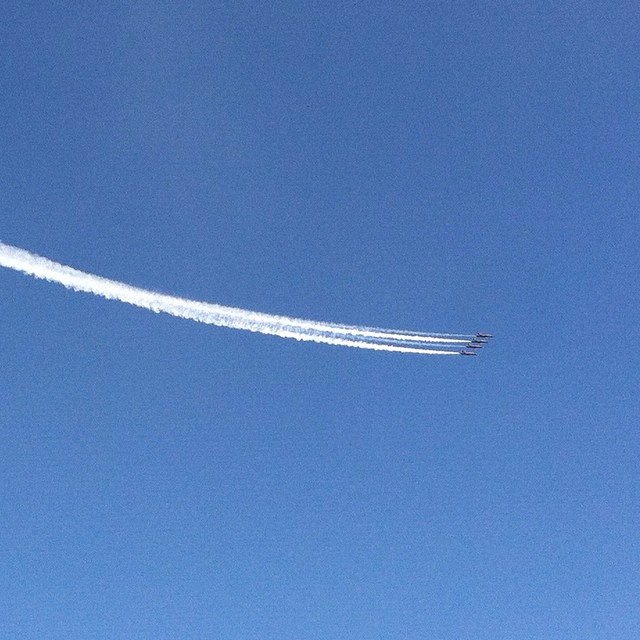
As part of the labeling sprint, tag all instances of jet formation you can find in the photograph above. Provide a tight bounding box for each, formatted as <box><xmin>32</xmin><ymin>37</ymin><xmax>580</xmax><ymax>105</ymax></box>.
<box><xmin>460</xmin><ymin>333</ymin><xmax>493</xmax><ymax>356</ymax></box>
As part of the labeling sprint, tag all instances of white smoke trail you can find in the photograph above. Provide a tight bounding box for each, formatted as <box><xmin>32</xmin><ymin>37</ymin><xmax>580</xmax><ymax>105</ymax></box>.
<box><xmin>0</xmin><ymin>241</ymin><xmax>466</xmax><ymax>355</ymax></box>
<box><xmin>303</xmin><ymin>323</ymin><xmax>471</xmax><ymax>345</ymax></box>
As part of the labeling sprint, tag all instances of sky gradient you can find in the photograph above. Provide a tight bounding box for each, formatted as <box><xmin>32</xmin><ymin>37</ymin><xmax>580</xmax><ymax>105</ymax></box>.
<box><xmin>2</xmin><ymin>2</ymin><xmax>639</xmax><ymax>639</ymax></box>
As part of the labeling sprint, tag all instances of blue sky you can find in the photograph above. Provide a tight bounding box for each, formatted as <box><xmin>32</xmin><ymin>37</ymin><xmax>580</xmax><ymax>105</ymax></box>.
<box><xmin>1</xmin><ymin>2</ymin><xmax>639</xmax><ymax>638</ymax></box>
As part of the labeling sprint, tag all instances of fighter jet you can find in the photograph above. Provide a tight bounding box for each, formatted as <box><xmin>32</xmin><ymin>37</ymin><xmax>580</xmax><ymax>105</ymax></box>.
<box><xmin>471</xmin><ymin>338</ymin><xmax>488</xmax><ymax>344</ymax></box>
<box><xmin>466</xmin><ymin>344</ymin><xmax>483</xmax><ymax>349</ymax></box>
<box><xmin>476</xmin><ymin>333</ymin><xmax>493</xmax><ymax>338</ymax></box>
<box><xmin>460</xmin><ymin>350</ymin><xmax>478</xmax><ymax>356</ymax></box>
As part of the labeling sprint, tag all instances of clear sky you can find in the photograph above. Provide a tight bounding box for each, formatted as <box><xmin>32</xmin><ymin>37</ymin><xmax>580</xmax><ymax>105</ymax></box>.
<box><xmin>1</xmin><ymin>2</ymin><xmax>639</xmax><ymax>638</ymax></box>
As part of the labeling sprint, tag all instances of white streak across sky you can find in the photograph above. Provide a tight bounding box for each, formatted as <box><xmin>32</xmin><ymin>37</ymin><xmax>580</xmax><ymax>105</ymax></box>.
<box><xmin>0</xmin><ymin>241</ymin><xmax>477</xmax><ymax>354</ymax></box>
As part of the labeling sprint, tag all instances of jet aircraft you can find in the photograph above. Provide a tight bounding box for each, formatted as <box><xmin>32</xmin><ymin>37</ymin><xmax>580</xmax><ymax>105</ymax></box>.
<box><xmin>476</xmin><ymin>333</ymin><xmax>493</xmax><ymax>338</ymax></box>
<box><xmin>460</xmin><ymin>350</ymin><xmax>477</xmax><ymax>356</ymax></box>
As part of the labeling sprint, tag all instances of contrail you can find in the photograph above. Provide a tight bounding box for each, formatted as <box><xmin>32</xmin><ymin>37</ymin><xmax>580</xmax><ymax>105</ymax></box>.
<box><xmin>0</xmin><ymin>241</ymin><xmax>472</xmax><ymax>354</ymax></box>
